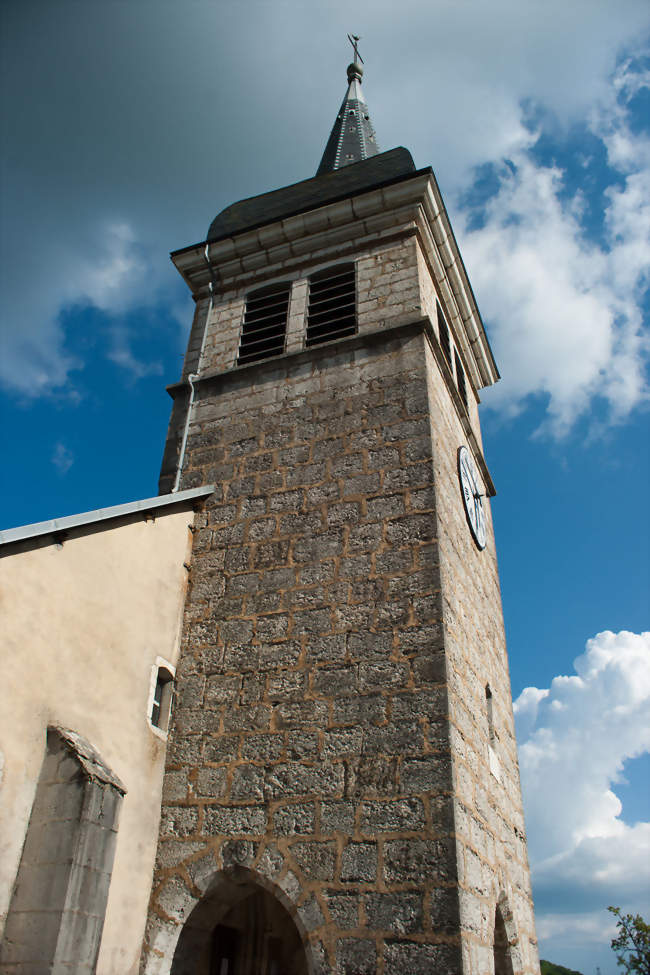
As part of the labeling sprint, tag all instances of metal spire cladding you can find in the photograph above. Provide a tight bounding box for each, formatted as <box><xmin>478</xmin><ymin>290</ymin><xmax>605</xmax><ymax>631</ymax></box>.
<box><xmin>316</xmin><ymin>37</ymin><xmax>380</xmax><ymax>175</ymax></box>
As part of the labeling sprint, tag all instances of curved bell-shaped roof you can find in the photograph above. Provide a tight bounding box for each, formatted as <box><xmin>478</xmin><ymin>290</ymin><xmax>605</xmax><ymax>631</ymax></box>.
<box><xmin>206</xmin><ymin>148</ymin><xmax>415</xmax><ymax>243</ymax></box>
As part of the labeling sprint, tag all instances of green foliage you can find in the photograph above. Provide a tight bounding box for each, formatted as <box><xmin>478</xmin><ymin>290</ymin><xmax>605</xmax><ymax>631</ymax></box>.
<box><xmin>540</xmin><ymin>960</ymin><xmax>584</xmax><ymax>975</ymax></box>
<box><xmin>609</xmin><ymin>907</ymin><xmax>650</xmax><ymax>975</ymax></box>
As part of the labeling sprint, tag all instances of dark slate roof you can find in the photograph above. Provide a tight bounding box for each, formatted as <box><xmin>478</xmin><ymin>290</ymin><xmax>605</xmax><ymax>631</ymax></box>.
<box><xmin>317</xmin><ymin>61</ymin><xmax>379</xmax><ymax>175</ymax></box>
<box><xmin>206</xmin><ymin>147</ymin><xmax>418</xmax><ymax>244</ymax></box>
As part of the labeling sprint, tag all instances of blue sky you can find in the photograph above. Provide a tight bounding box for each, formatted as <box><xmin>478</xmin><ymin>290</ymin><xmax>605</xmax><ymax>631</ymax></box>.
<box><xmin>1</xmin><ymin>2</ymin><xmax>649</xmax><ymax>970</ymax></box>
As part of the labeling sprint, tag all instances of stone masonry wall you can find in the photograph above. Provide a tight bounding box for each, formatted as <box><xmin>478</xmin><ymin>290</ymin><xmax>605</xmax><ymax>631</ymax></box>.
<box><xmin>159</xmin><ymin>236</ymin><xmax>422</xmax><ymax>497</ymax></box>
<box><xmin>149</xmin><ymin>204</ymin><xmax>539</xmax><ymax>972</ymax></box>
<box><xmin>415</xmin><ymin>241</ymin><xmax>482</xmax><ymax>443</ymax></box>
<box><xmin>196</xmin><ymin>237</ymin><xmax>422</xmax><ymax>379</ymax></box>
<box><xmin>423</xmin><ymin>339</ymin><xmax>539</xmax><ymax>974</ymax></box>
<box><xmin>355</xmin><ymin>239</ymin><xmax>421</xmax><ymax>336</ymax></box>
<box><xmin>142</xmin><ymin>328</ymin><xmax>465</xmax><ymax>974</ymax></box>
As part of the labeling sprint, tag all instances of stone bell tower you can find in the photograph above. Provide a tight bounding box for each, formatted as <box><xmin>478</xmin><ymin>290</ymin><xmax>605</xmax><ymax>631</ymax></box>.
<box><xmin>142</xmin><ymin>46</ymin><xmax>540</xmax><ymax>975</ymax></box>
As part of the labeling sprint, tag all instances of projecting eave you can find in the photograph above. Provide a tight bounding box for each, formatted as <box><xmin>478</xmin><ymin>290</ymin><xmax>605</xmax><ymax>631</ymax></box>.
<box><xmin>169</xmin><ymin>151</ymin><xmax>422</xmax><ymax>294</ymax></box>
<box><xmin>170</xmin><ymin>159</ymin><xmax>499</xmax><ymax>391</ymax></box>
<box><xmin>0</xmin><ymin>485</ymin><xmax>214</xmax><ymax>549</ymax></box>
<box><xmin>169</xmin><ymin>163</ymin><xmax>428</xmax><ymax>296</ymax></box>
<box><xmin>418</xmin><ymin>171</ymin><xmax>500</xmax><ymax>389</ymax></box>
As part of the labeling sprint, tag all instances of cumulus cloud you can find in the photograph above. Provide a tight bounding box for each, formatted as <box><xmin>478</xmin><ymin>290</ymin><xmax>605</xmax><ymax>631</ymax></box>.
<box><xmin>514</xmin><ymin>630</ymin><xmax>650</xmax><ymax>925</ymax></box>
<box><xmin>0</xmin><ymin>221</ymin><xmax>175</xmax><ymax>397</ymax></box>
<box><xmin>1</xmin><ymin>0</ymin><xmax>648</xmax><ymax>428</ymax></box>
<box><xmin>535</xmin><ymin>910</ymin><xmax>620</xmax><ymax>957</ymax></box>
<box><xmin>74</xmin><ymin>223</ymin><xmax>149</xmax><ymax>313</ymax></box>
<box><xmin>457</xmin><ymin>59</ymin><xmax>650</xmax><ymax>437</ymax></box>
<box><xmin>371</xmin><ymin>0</ymin><xmax>650</xmax><ymax>188</ymax></box>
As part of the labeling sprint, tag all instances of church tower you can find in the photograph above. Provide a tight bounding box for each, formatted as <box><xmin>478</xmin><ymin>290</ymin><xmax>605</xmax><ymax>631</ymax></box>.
<box><xmin>142</xmin><ymin>47</ymin><xmax>540</xmax><ymax>975</ymax></box>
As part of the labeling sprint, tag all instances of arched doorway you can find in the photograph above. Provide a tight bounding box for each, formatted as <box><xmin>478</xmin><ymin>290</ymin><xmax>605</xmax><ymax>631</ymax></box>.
<box><xmin>494</xmin><ymin>901</ymin><xmax>515</xmax><ymax>975</ymax></box>
<box><xmin>170</xmin><ymin>868</ymin><xmax>309</xmax><ymax>975</ymax></box>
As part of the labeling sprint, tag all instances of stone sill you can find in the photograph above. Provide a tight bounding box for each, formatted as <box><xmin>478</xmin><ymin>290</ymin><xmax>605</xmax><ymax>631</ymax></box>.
<box><xmin>489</xmin><ymin>745</ymin><xmax>502</xmax><ymax>782</ymax></box>
<box><xmin>166</xmin><ymin>316</ymin><xmax>496</xmax><ymax>497</ymax></box>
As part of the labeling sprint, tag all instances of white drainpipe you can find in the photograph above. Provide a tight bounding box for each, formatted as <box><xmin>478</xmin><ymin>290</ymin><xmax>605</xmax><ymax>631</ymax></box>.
<box><xmin>172</xmin><ymin>242</ymin><xmax>215</xmax><ymax>493</ymax></box>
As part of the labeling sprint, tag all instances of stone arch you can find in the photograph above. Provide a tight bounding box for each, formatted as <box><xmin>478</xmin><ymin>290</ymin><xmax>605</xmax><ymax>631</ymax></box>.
<box><xmin>168</xmin><ymin>866</ymin><xmax>313</xmax><ymax>975</ymax></box>
<box><xmin>493</xmin><ymin>892</ymin><xmax>522</xmax><ymax>975</ymax></box>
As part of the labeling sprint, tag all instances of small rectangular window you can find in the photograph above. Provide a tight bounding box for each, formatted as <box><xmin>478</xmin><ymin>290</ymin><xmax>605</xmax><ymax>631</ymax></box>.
<box><xmin>238</xmin><ymin>282</ymin><xmax>290</xmax><ymax>365</ymax></box>
<box><xmin>486</xmin><ymin>685</ymin><xmax>495</xmax><ymax>745</ymax></box>
<box><xmin>151</xmin><ymin>667</ymin><xmax>174</xmax><ymax>732</ymax></box>
<box><xmin>455</xmin><ymin>349</ymin><xmax>468</xmax><ymax>408</ymax></box>
<box><xmin>486</xmin><ymin>684</ymin><xmax>501</xmax><ymax>780</ymax></box>
<box><xmin>306</xmin><ymin>263</ymin><xmax>356</xmax><ymax>347</ymax></box>
<box><xmin>436</xmin><ymin>302</ymin><xmax>452</xmax><ymax>367</ymax></box>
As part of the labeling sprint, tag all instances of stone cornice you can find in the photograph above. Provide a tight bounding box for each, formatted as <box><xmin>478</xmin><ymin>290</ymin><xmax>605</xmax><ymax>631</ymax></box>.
<box><xmin>417</xmin><ymin>176</ymin><xmax>499</xmax><ymax>389</ymax></box>
<box><xmin>171</xmin><ymin>170</ymin><xmax>499</xmax><ymax>390</ymax></box>
<box><xmin>166</xmin><ymin>316</ymin><xmax>496</xmax><ymax>497</ymax></box>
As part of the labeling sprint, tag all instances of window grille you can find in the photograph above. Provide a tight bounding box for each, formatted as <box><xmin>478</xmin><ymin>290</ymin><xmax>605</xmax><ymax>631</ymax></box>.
<box><xmin>238</xmin><ymin>282</ymin><xmax>290</xmax><ymax>365</ymax></box>
<box><xmin>436</xmin><ymin>302</ymin><xmax>452</xmax><ymax>367</ymax></box>
<box><xmin>306</xmin><ymin>263</ymin><xmax>356</xmax><ymax>347</ymax></box>
<box><xmin>455</xmin><ymin>349</ymin><xmax>468</xmax><ymax>408</ymax></box>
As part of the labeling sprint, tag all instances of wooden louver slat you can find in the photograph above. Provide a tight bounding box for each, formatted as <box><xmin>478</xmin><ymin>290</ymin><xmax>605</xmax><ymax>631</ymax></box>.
<box><xmin>306</xmin><ymin>263</ymin><xmax>356</xmax><ymax>348</ymax></box>
<box><xmin>238</xmin><ymin>282</ymin><xmax>290</xmax><ymax>365</ymax></box>
<box><xmin>455</xmin><ymin>349</ymin><xmax>468</xmax><ymax>408</ymax></box>
<box><xmin>437</xmin><ymin>302</ymin><xmax>452</xmax><ymax>367</ymax></box>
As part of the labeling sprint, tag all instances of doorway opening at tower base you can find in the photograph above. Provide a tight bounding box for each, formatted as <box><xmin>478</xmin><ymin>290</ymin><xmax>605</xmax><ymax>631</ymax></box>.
<box><xmin>170</xmin><ymin>868</ymin><xmax>309</xmax><ymax>975</ymax></box>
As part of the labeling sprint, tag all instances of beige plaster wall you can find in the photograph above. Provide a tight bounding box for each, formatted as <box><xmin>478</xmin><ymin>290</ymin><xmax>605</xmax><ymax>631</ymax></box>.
<box><xmin>0</xmin><ymin>509</ymin><xmax>194</xmax><ymax>973</ymax></box>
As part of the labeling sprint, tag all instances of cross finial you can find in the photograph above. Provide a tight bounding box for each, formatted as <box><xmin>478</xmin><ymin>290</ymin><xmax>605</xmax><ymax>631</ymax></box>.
<box><xmin>347</xmin><ymin>33</ymin><xmax>364</xmax><ymax>65</ymax></box>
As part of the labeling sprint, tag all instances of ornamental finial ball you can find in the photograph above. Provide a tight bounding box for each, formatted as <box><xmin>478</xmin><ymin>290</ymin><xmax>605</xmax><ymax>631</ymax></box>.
<box><xmin>347</xmin><ymin>61</ymin><xmax>363</xmax><ymax>83</ymax></box>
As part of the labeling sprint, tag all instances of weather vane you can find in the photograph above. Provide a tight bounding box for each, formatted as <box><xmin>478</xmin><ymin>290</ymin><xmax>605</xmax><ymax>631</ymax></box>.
<box><xmin>347</xmin><ymin>33</ymin><xmax>364</xmax><ymax>65</ymax></box>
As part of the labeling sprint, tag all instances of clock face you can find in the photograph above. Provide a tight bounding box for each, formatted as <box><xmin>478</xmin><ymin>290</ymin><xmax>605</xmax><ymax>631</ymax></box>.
<box><xmin>458</xmin><ymin>446</ymin><xmax>486</xmax><ymax>550</ymax></box>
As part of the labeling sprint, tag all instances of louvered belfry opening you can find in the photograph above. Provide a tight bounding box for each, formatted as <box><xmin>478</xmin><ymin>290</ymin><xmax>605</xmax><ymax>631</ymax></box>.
<box><xmin>455</xmin><ymin>349</ymin><xmax>468</xmax><ymax>408</ymax></box>
<box><xmin>238</xmin><ymin>282</ymin><xmax>291</xmax><ymax>365</ymax></box>
<box><xmin>306</xmin><ymin>263</ymin><xmax>357</xmax><ymax>347</ymax></box>
<box><xmin>437</xmin><ymin>302</ymin><xmax>452</xmax><ymax>367</ymax></box>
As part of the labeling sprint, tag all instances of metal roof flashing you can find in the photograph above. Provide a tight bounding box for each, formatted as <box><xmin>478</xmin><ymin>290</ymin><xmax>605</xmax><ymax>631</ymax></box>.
<box><xmin>0</xmin><ymin>486</ymin><xmax>215</xmax><ymax>548</ymax></box>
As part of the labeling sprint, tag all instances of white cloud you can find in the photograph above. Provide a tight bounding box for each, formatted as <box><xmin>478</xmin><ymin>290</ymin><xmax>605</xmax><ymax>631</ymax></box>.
<box><xmin>514</xmin><ymin>630</ymin><xmax>650</xmax><ymax>941</ymax></box>
<box><xmin>0</xmin><ymin>221</ymin><xmax>176</xmax><ymax>397</ymax></box>
<box><xmin>456</xmin><ymin>59</ymin><xmax>650</xmax><ymax>437</ymax></box>
<box><xmin>371</xmin><ymin>0</ymin><xmax>650</xmax><ymax>190</ymax></box>
<box><xmin>536</xmin><ymin>909</ymin><xmax>617</xmax><ymax>945</ymax></box>
<box><xmin>512</xmin><ymin>686</ymin><xmax>550</xmax><ymax>742</ymax></box>
<box><xmin>0</xmin><ymin>317</ymin><xmax>83</xmax><ymax>402</ymax></box>
<box><xmin>52</xmin><ymin>442</ymin><xmax>74</xmax><ymax>475</ymax></box>
<box><xmin>1</xmin><ymin>1</ymin><xmax>648</xmax><ymax>428</ymax></box>
<box><xmin>75</xmin><ymin>222</ymin><xmax>148</xmax><ymax>313</ymax></box>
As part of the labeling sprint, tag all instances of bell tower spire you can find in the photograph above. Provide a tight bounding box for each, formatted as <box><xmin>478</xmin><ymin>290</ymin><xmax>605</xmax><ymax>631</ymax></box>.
<box><xmin>144</xmin><ymin>40</ymin><xmax>540</xmax><ymax>975</ymax></box>
<box><xmin>316</xmin><ymin>34</ymin><xmax>380</xmax><ymax>175</ymax></box>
